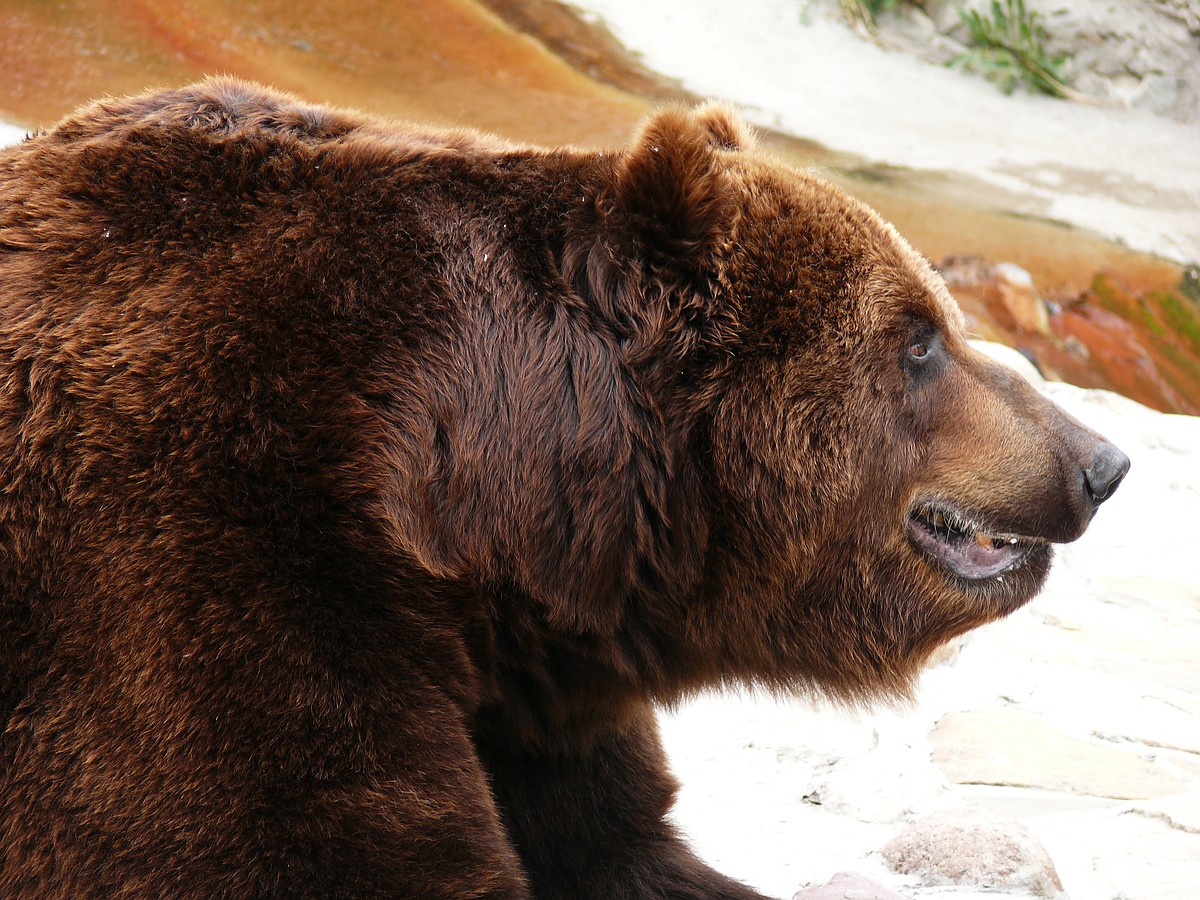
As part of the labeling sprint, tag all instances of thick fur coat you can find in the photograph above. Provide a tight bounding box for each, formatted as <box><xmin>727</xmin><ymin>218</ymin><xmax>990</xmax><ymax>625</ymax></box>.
<box><xmin>0</xmin><ymin>80</ymin><xmax>1126</xmax><ymax>898</ymax></box>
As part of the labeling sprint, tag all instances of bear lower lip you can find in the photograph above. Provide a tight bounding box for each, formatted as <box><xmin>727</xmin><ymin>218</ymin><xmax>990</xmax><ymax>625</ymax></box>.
<box><xmin>906</xmin><ymin>504</ymin><xmax>1034</xmax><ymax>582</ymax></box>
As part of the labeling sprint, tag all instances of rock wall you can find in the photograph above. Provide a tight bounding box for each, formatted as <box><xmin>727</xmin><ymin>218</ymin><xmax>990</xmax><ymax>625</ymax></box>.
<box><xmin>893</xmin><ymin>0</ymin><xmax>1200</xmax><ymax>122</ymax></box>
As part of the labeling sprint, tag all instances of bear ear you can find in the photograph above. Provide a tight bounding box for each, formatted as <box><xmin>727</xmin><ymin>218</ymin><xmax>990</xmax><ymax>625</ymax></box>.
<box><xmin>609</xmin><ymin>104</ymin><xmax>745</xmax><ymax>265</ymax></box>
<box><xmin>692</xmin><ymin>101</ymin><xmax>757</xmax><ymax>152</ymax></box>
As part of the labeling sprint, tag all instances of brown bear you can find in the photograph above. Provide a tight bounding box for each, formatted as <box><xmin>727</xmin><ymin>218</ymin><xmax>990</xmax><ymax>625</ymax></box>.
<box><xmin>0</xmin><ymin>79</ymin><xmax>1127</xmax><ymax>899</ymax></box>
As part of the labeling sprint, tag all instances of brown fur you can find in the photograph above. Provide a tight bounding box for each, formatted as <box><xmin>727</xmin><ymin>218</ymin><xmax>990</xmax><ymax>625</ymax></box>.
<box><xmin>0</xmin><ymin>79</ymin><xmax>1125</xmax><ymax>898</ymax></box>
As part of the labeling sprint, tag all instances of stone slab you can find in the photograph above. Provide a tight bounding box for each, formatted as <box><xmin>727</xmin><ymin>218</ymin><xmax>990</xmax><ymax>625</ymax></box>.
<box><xmin>932</xmin><ymin>708</ymin><xmax>1186</xmax><ymax>800</ymax></box>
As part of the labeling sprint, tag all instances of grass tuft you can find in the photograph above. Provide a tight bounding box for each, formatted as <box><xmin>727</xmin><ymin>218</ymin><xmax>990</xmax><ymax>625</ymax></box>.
<box><xmin>948</xmin><ymin>0</ymin><xmax>1071</xmax><ymax>97</ymax></box>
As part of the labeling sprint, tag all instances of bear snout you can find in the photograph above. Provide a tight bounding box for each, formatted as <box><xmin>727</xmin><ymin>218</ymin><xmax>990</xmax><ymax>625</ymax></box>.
<box><xmin>1083</xmin><ymin>440</ymin><xmax>1130</xmax><ymax>508</ymax></box>
<box><xmin>956</xmin><ymin>348</ymin><xmax>1129</xmax><ymax>543</ymax></box>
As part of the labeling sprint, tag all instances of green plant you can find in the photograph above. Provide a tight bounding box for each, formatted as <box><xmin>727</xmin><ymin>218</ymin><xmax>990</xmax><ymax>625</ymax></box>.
<box><xmin>1180</xmin><ymin>266</ymin><xmax>1200</xmax><ymax>305</ymax></box>
<box><xmin>949</xmin><ymin>0</ymin><xmax>1071</xmax><ymax>98</ymax></box>
<box><xmin>1156</xmin><ymin>291</ymin><xmax>1200</xmax><ymax>356</ymax></box>
<box><xmin>839</xmin><ymin>0</ymin><xmax>904</xmax><ymax>33</ymax></box>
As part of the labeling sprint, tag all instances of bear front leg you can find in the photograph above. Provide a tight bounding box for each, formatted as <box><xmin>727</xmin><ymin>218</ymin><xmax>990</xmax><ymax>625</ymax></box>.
<box><xmin>475</xmin><ymin>703</ymin><xmax>769</xmax><ymax>900</ymax></box>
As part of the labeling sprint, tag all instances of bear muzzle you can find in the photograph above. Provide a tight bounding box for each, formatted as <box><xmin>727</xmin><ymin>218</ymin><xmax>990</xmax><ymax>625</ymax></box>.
<box><xmin>903</xmin><ymin>397</ymin><xmax>1131</xmax><ymax>585</ymax></box>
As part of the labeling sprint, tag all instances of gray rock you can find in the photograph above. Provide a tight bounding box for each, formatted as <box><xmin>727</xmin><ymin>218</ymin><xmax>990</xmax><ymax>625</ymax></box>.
<box><xmin>1151</xmin><ymin>0</ymin><xmax>1200</xmax><ymax>32</ymax></box>
<box><xmin>924</xmin><ymin>0</ymin><xmax>965</xmax><ymax>35</ymax></box>
<box><xmin>881</xmin><ymin>806</ymin><xmax>1063</xmax><ymax>897</ymax></box>
<box><xmin>1133</xmin><ymin>74</ymin><xmax>1185</xmax><ymax>115</ymax></box>
<box><xmin>883</xmin><ymin>0</ymin><xmax>1200</xmax><ymax>121</ymax></box>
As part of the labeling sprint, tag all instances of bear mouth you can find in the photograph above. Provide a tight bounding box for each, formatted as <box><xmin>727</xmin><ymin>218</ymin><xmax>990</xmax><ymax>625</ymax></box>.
<box><xmin>907</xmin><ymin>502</ymin><xmax>1038</xmax><ymax>582</ymax></box>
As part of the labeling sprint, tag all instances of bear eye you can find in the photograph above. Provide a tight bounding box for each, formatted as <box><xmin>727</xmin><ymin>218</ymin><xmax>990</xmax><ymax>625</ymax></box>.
<box><xmin>907</xmin><ymin>340</ymin><xmax>930</xmax><ymax>361</ymax></box>
<box><xmin>901</xmin><ymin>323</ymin><xmax>945</xmax><ymax>384</ymax></box>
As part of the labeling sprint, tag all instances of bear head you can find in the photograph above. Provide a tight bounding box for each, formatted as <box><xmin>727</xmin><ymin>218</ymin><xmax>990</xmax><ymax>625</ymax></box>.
<box><xmin>541</xmin><ymin>104</ymin><xmax>1129</xmax><ymax>701</ymax></box>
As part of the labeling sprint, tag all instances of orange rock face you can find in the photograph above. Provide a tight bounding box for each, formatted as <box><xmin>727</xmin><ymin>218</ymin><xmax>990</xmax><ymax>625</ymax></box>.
<box><xmin>943</xmin><ymin>258</ymin><xmax>1199</xmax><ymax>415</ymax></box>
<box><xmin>0</xmin><ymin>0</ymin><xmax>647</xmax><ymax>147</ymax></box>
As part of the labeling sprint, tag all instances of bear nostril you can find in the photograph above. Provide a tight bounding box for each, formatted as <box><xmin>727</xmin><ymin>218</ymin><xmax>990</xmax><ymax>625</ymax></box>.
<box><xmin>1083</xmin><ymin>441</ymin><xmax>1131</xmax><ymax>506</ymax></box>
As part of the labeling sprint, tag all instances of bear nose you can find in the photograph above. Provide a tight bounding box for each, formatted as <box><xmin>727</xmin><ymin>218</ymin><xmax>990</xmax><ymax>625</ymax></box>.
<box><xmin>1083</xmin><ymin>441</ymin><xmax>1130</xmax><ymax>507</ymax></box>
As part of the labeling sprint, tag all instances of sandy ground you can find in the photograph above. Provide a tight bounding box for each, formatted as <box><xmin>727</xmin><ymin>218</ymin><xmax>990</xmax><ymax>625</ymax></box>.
<box><xmin>568</xmin><ymin>0</ymin><xmax>1200</xmax><ymax>264</ymax></box>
